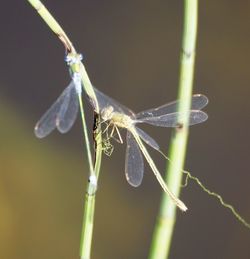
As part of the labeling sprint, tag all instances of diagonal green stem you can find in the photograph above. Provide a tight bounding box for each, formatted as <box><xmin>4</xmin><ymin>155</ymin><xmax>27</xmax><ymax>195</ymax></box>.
<box><xmin>26</xmin><ymin>1</ymin><xmax>102</xmax><ymax>258</ymax></box>
<box><xmin>149</xmin><ymin>1</ymin><xmax>198</xmax><ymax>258</ymax></box>
<box><xmin>27</xmin><ymin>0</ymin><xmax>75</xmax><ymax>53</ymax></box>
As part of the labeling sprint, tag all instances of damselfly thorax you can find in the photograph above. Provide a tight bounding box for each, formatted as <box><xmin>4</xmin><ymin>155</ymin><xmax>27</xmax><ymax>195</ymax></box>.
<box><xmin>100</xmin><ymin>106</ymin><xmax>130</xmax><ymax>144</ymax></box>
<box><xmin>100</xmin><ymin>105</ymin><xmax>136</xmax><ymax>144</ymax></box>
<box><xmin>101</xmin><ymin>106</ymin><xmax>134</xmax><ymax>129</ymax></box>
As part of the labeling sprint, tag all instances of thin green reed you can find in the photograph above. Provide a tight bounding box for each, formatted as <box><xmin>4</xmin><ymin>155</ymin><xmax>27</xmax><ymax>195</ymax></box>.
<box><xmin>149</xmin><ymin>1</ymin><xmax>198</xmax><ymax>258</ymax></box>
<box><xmin>26</xmin><ymin>1</ymin><xmax>102</xmax><ymax>258</ymax></box>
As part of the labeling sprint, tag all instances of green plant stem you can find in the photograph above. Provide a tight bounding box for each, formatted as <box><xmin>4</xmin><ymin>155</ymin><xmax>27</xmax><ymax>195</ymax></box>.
<box><xmin>149</xmin><ymin>1</ymin><xmax>198</xmax><ymax>259</ymax></box>
<box><xmin>79</xmin><ymin>116</ymin><xmax>103</xmax><ymax>259</ymax></box>
<box><xmin>26</xmin><ymin>1</ymin><xmax>102</xmax><ymax>258</ymax></box>
<box><xmin>27</xmin><ymin>0</ymin><xmax>75</xmax><ymax>53</ymax></box>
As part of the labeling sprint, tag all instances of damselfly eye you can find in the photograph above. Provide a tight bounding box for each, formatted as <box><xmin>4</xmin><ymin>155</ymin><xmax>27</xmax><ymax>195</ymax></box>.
<box><xmin>78</xmin><ymin>53</ymin><xmax>83</xmax><ymax>61</ymax></box>
<box><xmin>65</xmin><ymin>55</ymin><xmax>73</xmax><ymax>65</ymax></box>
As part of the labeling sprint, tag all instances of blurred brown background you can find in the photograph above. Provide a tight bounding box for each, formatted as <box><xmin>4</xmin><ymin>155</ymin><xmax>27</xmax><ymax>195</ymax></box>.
<box><xmin>0</xmin><ymin>1</ymin><xmax>250</xmax><ymax>258</ymax></box>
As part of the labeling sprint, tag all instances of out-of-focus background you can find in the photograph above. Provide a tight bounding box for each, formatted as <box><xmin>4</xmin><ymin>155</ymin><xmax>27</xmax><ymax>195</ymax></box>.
<box><xmin>0</xmin><ymin>1</ymin><xmax>250</xmax><ymax>258</ymax></box>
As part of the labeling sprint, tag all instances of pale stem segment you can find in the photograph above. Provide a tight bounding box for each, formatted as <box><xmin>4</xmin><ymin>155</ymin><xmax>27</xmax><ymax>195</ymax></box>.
<box><xmin>149</xmin><ymin>1</ymin><xmax>198</xmax><ymax>258</ymax></box>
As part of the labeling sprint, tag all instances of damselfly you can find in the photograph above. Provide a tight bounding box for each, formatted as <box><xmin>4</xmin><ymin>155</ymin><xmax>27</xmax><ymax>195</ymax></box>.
<box><xmin>89</xmin><ymin>87</ymin><xmax>208</xmax><ymax>211</ymax></box>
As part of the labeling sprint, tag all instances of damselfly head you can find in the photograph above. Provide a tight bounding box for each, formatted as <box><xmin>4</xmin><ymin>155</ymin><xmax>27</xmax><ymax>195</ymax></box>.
<box><xmin>65</xmin><ymin>53</ymin><xmax>83</xmax><ymax>66</ymax></box>
<box><xmin>101</xmin><ymin>106</ymin><xmax>114</xmax><ymax>121</ymax></box>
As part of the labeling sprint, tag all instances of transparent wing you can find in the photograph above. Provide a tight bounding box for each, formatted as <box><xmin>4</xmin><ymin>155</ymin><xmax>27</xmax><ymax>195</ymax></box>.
<box><xmin>57</xmin><ymin>81</ymin><xmax>79</xmax><ymax>133</ymax></box>
<box><xmin>34</xmin><ymin>82</ymin><xmax>74</xmax><ymax>138</ymax></box>
<box><xmin>136</xmin><ymin>94</ymin><xmax>208</xmax><ymax>119</ymax></box>
<box><xmin>87</xmin><ymin>86</ymin><xmax>136</xmax><ymax>118</ymax></box>
<box><xmin>125</xmin><ymin>131</ymin><xmax>144</xmax><ymax>187</ymax></box>
<box><xmin>136</xmin><ymin>110</ymin><xmax>208</xmax><ymax>127</ymax></box>
<box><xmin>135</xmin><ymin>127</ymin><xmax>160</xmax><ymax>151</ymax></box>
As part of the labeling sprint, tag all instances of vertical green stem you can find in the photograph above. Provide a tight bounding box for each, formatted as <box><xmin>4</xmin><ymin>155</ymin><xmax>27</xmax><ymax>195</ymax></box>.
<box><xmin>26</xmin><ymin>1</ymin><xmax>102</xmax><ymax>258</ymax></box>
<box><xmin>79</xmin><ymin>121</ymin><xmax>102</xmax><ymax>259</ymax></box>
<box><xmin>79</xmin><ymin>193</ymin><xmax>96</xmax><ymax>259</ymax></box>
<box><xmin>149</xmin><ymin>1</ymin><xmax>198</xmax><ymax>258</ymax></box>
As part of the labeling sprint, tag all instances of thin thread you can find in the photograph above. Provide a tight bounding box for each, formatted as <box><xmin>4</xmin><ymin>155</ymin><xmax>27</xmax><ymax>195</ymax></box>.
<box><xmin>182</xmin><ymin>170</ymin><xmax>250</xmax><ymax>229</ymax></box>
<box><xmin>158</xmin><ymin>149</ymin><xmax>250</xmax><ymax>229</ymax></box>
